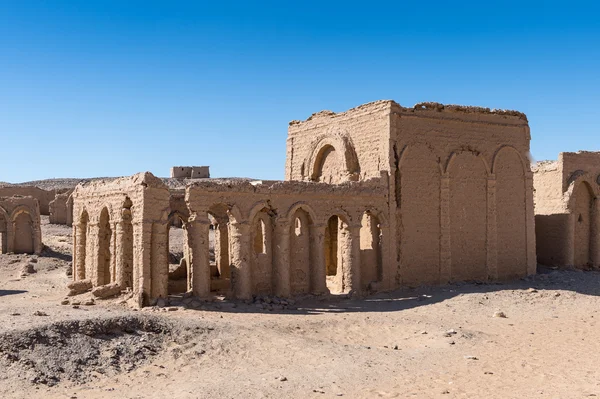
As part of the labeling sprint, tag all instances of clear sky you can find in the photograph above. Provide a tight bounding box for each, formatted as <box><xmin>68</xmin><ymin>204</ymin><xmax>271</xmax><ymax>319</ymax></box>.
<box><xmin>1</xmin><ymin>1</ymin><xmax>598</xmax><ymax>183</ymax></box>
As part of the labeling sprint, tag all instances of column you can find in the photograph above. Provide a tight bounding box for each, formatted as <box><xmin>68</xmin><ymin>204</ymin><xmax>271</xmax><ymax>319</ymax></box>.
<box><xmin>344</xmin><ymin>224</ymin><xmax>362</xmax><ymax>295</ymax></box>
<box><xmin>88</xmin><ymin>223</ymin><xmax>100</xmax><ymax>285</ymax></box>
<box><xmin>229</xmin><ymin>221</ymin><xmax>252</xmax><ymax>299</ymax></box>
<box><xmin>591</xmin><ymin>199</ymin><xmax>600</xmax><ymax>269</ymax></box>
<box><xmin>524</xmin><ymin>173</ymin><xmax>537</xmax><ymax>275</ymax></box>
<box><xmin>274</xmin><ymin>219</ymin><xmax>291</xmax><ymax>297</ymax></box>
<box><xmin>151</xmin><ymin>222</ymin><xmax>169</xmax><ymax>299</ymax></box>
<box><xmin>486</xmin><ymin>177</ymin><xmax>498</xmax><ymax>280</ymax></box>
<box><xmin>309</xmin><ymin>224</ymin><xmax>327</xmax><ymax>294</ymax></box>
<box><xmin>216</xmin><ymin>222</ymin><xmax>230</xmax><ymax>278</ymax></box>
<box><xmin>439</xmin><ymin>176</ymin><xmax>451</xmax><ymax>283</ymax></box>
<box><xmin>132</xmin><ymin>221</ymin><xmax>152</xmax><ymax>306</ymax></box>
<box><xmin>188</xmin><ymin>218</ymin><xmax>211</xmax><ymax>297</ymax></box>
<box><xmin>114</xmin><ymin>221</ymin><xmax>125</xmax><ymax>288</ymax></box>
<box><xmin>74</xmin><ymin>222</ymin><xmax>87</xmax><ymax>280</ymax></box>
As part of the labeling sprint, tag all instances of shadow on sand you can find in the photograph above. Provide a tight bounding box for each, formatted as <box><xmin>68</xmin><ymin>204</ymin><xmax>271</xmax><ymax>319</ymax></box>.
<box><xmin>164</xmin><ymin>266</ymin><xmax>600</xmax><ymax>316</ymax></box>
<box><xmin>0</xmin><ymin>290</ymin><xmax>28</xmax><ymax>297</ymax></box>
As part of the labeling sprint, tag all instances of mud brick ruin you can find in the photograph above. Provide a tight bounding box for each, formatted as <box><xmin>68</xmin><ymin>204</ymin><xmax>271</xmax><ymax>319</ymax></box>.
<box><xmin>0</xmin><ymin>196</ymin><xmax>42</xmax><ymax>254</ymax></box>
<box><xmin>533</xmin><ymin>151</ymin><xmax>600</xmax><ymax>268</ymax></box>
<box><xmin>71</xmin><ymin>100</ymin><xmax>537</xmax><ymax>306</ymax></box>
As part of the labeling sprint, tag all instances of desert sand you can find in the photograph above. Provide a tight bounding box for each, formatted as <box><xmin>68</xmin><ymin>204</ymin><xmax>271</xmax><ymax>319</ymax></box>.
<box><xmin>0</xmin><ymin>217</ymin><xmax>599</xmax><ymax>399</ymax></box>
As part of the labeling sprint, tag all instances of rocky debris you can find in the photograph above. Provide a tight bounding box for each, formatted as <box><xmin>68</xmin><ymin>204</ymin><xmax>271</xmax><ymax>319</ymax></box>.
<box><xmin>465</xmin><ymin>355</ymin><xmax>479</xmax><ymax>360</ymax></box>
<box><xmin>60</xmin><ymin>299</ymin><xmax>69</xmax><ymax>305</ymax></box>
<box><xmin>0</xmin><ymin>315</ymin><xmax>179</xmax><ymax>386</ymax></box>
<box><xmin>443</xmin><ymin>329</ymin><xmax>457</xmax><ymax>337</ymax></box>
<box><xmin>67</xmin><ymin>279</ymin><xmax>92</xmax><ymax>296</ymax></box>
<box><xmin>251</xmin><ymin>295</ymin><xmax>295</xmax><ymax>311</ymax></box>
<box><xmin>91</xmin><ymin>283</ymin><xmax>122</xmax><ymax>299</ymax></box>
<box><xmin>83</xmin><ymin>299</ymin><xmax>95</xmax><ymax>306</ymax></box>
<box><xmin>33</xmin><ymin>311</ymin><xmax>48</xmax><ymax>317</ymax></box>
<box><xmin>65</xmin><ymin>263</ymin><xmax>73</xmax><ymax>277</ymax></box>
<box><xmin>20</xmin><ymin>263</ymin><xmax>37</xmax><ymax>276</ymax></box>
<box><xmin>493</xmin><ymin>311</ymin><xmax>507</xmax><ymax>318</ymax></box>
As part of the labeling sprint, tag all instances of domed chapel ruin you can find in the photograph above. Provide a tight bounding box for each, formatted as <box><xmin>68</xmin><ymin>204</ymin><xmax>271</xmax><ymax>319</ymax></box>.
<box><xmin>71</xmin><ymin>100</ymin><xmax>537</xmax><ymax>306</ymax></box>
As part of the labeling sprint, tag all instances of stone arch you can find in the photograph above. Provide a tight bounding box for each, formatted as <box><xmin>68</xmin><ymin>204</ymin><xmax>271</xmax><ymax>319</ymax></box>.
<box><xmin>572</xmin><ymin>181</ymin><xmax>595</xmax><ymax>268</ymax></box>
<box><xmin>289</xmin><ymin>207</ymin><xmax>315</xmax><ymax>294</ymax></box>
<box><xmin>306</xmin><ymin>134</ymin><xmax>360</xmax><ymax>183</ymax></box>
<box><xmin>250</xmin><ymin>206</ymin><xmax>274</xmax><ymax>295</ymax></box>
<box><xmin>97</xmin><ymin>207</ymin><xmax>113</xmax><ymax>285</ymax></box>
<box><xmin>324</xmin><ymin>212</ymin><xmax>351</xmax><ymax>294</ymax></box>
<box><xmin>495</xmin><ymin>146</ymin><xmax>528</xmax><ymax>279</ymax></box>
<box><xmin>444</xmin><ymin>150</ymin><xmax>490</xmax><ymax>177</ymax></box>
<box><xmin>285</xmin><ymin>202</ymin><xmax>319</xmax><ymax>226</ymax></box>
<box><xmin>397</xmin><ymin>143</ymin><xmax>441</xmax><ymax>286</ymax></box>
<box><xmin>448</xmin><ymin>151</ymin><xmax>488</xmax><ymax>281</ymax></box>
<box><xmin>11</xmin><ymin>206</ymin><xmax>36</xmax><ymax>254</ymax></box>
<box><xmin>360</xmin><ymin>210</ymin><xmax>383</xmax><ymax>289</ymax></box>
<box><xmin>0</xmin><ymin>205</ymin><xmax>9</xmax><ymax>253</ymax></box>
<box><xmin>491</xmin><ymin>145</ymin><xmax>528</xmax><ymax>175</ymax></box>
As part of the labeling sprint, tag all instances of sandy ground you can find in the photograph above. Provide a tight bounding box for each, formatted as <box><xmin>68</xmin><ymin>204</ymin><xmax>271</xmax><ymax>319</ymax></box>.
<box><xmin>0</xmin><ymin>217</ymin><xmax>599</xmax><ymax>398</ymax></box>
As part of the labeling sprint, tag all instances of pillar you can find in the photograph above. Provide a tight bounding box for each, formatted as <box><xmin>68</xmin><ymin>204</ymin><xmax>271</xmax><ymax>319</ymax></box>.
<box><xmin>525</xmin><ymin>172</ymin><xmax>537</xmax><ymax>275</ymax></box>
<box><xmin>344</xmin><ymin>224</ymin><xmax>362</xmax><ymax>294</ymax></box>
<box><xmin>274</xmin><ymin>219</ymin><xmax>291</xmax><ymax>297</ymax></box>
<box><xmin>188</xmin><ymin>217</ymin><xmax>211</xmax><ymax>297</ymax></box>
<box><xmin>151</xmin><ymin>222</ymin><xmax>169</xmax><ymax>299</ymax></box>
<box><xmin>88</xmin><ymin>223</ymin><xmax>100</xmax><ymax>285</ymax></box>
<box><xmin>216</xmin><ymin>223</ymin><xmax>230</xmax><ymax>278</ymax></box>
<box><xmin>591</xmin><ymin>198</ymin><xmax>600</xmax><ymax>269</ymax></box>
<box><xmin>74</xmin><ymin>222</ymin><xmax>87</xmax><ymax>280</ymax></box>
<box><xmin>439</xmin><ymin>176</ymin><xmax>451</xmax><ymax>283</ymax></box>
<box><xmin>309</xmin><ymin>224</ymin><xmax>327</xmax><ymax>294</ymax></box>
<box><xmin>229</xmin><ymin>221</ymin><xmax>251</xmax><ymax>299</ymax></box>
<box><xmin>115</xmin><ymin>221</ymin><xmax>125</xmax><ymax>288</ymax></box>
<box><xmin>132</xmin><ymin>221</ymin><xmax>152</xmax><ymax>306</ymax></box>
<box><xmin>486</xmin><ymin>177</ymin><xmax>498</xmax><ymax>280</ymax></box>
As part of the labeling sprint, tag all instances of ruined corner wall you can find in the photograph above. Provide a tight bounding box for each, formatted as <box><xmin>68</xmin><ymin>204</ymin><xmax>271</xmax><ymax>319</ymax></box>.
<box><xmin>71</xmin><ymin>173</ymin><xmax>170</xmax><ymax>305</ymax></box>
<box><xmin>49</xmin><ymin>190</ymin><xmax>74</xmax><ymax>225</ymax></box>
<box><xmin>286</xmin><ymin>101</ymin><xmax>393</xmax><ymax>183</ymax></box>
<box><xmin>390</xmin><ymin>103</ymin><xmax>534</xmax><ymax>284</ymax></box>
<box><xmin>533</xmin><ymin>152</ymin><xmax>600</xmax><ymax>268</ymax></box>
<box><xmin>0</xmin><ymin>196</ymin><xmax>43</xmax><ymax>254</ymax></box>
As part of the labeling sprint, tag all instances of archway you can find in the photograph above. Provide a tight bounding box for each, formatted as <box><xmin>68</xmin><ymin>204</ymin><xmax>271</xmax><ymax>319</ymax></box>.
<box><xmin>448</xmin><ymin>152</ymin><xmax>488</xmax><ymax>282</ymax></box>
<box><xmin>13</xmin><ymin>210</ymin><xmax>34</xmax><ymax>254</ymax></box>
<box><xmin>573</xmin><ymin>181</ymin><xmax>594</xmax><ymax>268</ymax></box>
<box><xmin>325</xmin><ymin>215</ymin><xmax>350</xmax><ymax>294</ymax></box>
<box><xmin>167</xmin><ymin>213</ymin><xmax>188</xmax><ymax>294</ymax></box>
<box><xmin>360</xmin><ymin>211</ymin><xmax>382</xmax><ymax>289</ymax></box>
<box><xmin>250</xmin><ymin>208</ymin><xmax>273</xmax><ymax>295</ymax></box>
<box><xmin>98</xmin><ymin>207</ymin><xmax>112</xmax><ymax>285</ymax></box>
<box><xmin>494</xmin><ymin>147</ymin><xmax>528</xmax><ymax>279</ymax></box>
<box><xmin>290</xmin><ymin>208</ymin><xmax>313</xmax><ymax>294</ymax></box>
<box><xmin>312</xmin><ymin>145</ymin><xmax>343</xmax><ymax>184</ymax></box>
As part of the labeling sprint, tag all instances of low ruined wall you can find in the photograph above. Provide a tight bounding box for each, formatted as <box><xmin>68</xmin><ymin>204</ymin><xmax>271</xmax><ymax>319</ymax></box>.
<box><xmin>0</xmin><ymin>196</ymin><xmax>43</xmax><ymax>254</ymax></box>
<box><xmin>0</xmin><ymin>186</ymin><xmax>56</xmax><ymax>215</ymax></box>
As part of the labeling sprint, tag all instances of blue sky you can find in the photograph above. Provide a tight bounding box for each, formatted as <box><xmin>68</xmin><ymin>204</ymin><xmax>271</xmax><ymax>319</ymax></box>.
<box><xmin>1</xmin><ymin>1</ymin><xmax>598</xmax><ymax>182</ymax></box>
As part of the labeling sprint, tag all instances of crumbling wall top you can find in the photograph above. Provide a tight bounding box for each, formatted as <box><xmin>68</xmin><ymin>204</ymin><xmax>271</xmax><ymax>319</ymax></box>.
<box><xmin>289</xmin><ymin>100</ymin><xmax>528</xmax><ymax>126</ymax></box>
